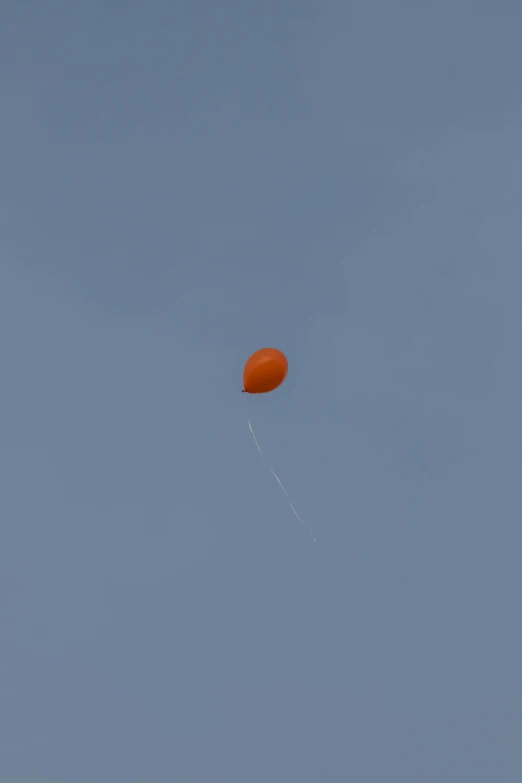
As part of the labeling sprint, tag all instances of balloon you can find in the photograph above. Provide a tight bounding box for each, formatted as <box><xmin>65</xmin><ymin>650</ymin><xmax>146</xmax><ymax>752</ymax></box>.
<box><xmin>242</xmin><ymin>348</ymin><xmax>288</xmax><ymax>394</ymax></box>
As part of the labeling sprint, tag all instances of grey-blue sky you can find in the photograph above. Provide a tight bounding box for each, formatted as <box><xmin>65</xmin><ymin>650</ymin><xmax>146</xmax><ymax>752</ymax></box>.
<box><xmin>1</xmin><ymin>1</ymin><xmax>522</xmax><ymax>780</ymax></box>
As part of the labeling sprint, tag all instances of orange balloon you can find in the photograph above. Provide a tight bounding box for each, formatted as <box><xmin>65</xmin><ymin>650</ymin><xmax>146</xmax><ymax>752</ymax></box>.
<box><xmin>242</xmin><ymin>348</ymin><xmax>288</xmax><ymax>394</ymax></box>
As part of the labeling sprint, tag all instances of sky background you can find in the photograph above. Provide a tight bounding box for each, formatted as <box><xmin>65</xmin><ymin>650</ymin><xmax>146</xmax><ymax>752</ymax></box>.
<box><xmin>1</xmin><ymin>1</ymin><xmax>522</xmax><ymax>781</ymax></box>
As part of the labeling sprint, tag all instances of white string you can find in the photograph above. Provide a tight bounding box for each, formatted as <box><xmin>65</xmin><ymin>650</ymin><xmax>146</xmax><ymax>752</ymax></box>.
<box><xmin>247</xmin><ymin>418</ymin><xmax>316</xmax><ymax>543</ymax></box>
<box><xmin>248</xmin><ymin>420</ymin><xmax>264</xmax><ymax>459</ymax></box>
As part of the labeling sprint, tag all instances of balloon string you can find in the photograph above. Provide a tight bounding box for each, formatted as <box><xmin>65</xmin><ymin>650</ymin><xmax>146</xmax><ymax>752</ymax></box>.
<box><xmin>246</xmin><ymin>417</ymin><xmax>316</xmax><ymax>543</ymax></box>
<box><xmin>248</xmin><ymin>419</ymin><xmax>265</xmax><ymax>459</ymax></box>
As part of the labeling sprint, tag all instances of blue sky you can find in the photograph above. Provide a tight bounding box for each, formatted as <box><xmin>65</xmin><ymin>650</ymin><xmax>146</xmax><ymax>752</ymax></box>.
<box><xmin>2</xmin><ymin>1</ymin><xmax>522</xmax><ymax>781</ymax></box>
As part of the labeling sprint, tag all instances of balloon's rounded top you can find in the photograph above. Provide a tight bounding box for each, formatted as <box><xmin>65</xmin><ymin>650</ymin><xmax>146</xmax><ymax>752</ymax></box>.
<box><xmin>243</xmin><ymin>348</ymin><xmax>288</xmax><ymax>394</ymax></box>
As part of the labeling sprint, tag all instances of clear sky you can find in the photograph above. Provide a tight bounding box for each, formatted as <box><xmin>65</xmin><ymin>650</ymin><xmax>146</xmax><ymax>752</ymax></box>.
<box><xmin>2</xmin><ymin>1</ymin><xmax>522</xmax><ymax>781</ymax></box>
